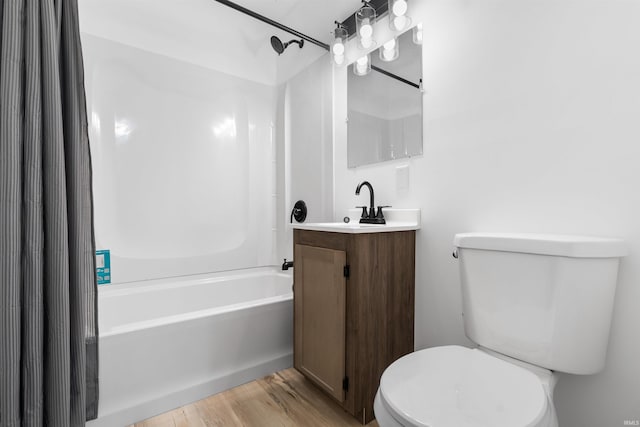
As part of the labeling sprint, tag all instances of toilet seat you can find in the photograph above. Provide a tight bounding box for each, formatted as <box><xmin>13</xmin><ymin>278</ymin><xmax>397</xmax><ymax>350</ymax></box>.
<box><xmin>377</xmin><ymin>345</ymin><xmax>549</xmax><ymax>427</ymax></box>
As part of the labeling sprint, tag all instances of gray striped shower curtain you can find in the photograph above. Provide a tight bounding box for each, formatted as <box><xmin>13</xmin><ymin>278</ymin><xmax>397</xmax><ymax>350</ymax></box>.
<box><xmin>0</xmin><ymin>0</ymin><xmax>99</xmax><ymax>425</ymax></box>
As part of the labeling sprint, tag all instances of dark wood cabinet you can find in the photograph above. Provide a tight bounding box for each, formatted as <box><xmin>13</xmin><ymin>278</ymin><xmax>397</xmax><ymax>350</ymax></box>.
<box><xmin>294</xmin><ymin>244</ymin><xmax>347</xmax><ymax>402</ymax></box>
<box><xmin>293</xmin><ymin>229</ymin><xmax>416</xmax><ymax>424</ymax></box>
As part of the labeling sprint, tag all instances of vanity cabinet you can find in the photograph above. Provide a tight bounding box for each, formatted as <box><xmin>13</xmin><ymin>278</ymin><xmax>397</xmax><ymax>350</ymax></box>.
<box><xmin>293</xmin><ymin>229</ymin><xmax>415</xmax><ymax>424</ymax></box>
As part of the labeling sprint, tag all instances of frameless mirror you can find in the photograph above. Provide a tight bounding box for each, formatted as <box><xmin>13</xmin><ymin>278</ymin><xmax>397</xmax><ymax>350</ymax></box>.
<box><xmin>347</xmin><ymin>27</ymin><xmax>423</xmax><ymax>168</ymax></box>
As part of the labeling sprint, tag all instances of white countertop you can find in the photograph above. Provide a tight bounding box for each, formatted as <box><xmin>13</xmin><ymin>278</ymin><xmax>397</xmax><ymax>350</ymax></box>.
<box><xmin>291</xmin><ymin>209</ymin><xmax>421</xmax><ymax>234</ymax></box>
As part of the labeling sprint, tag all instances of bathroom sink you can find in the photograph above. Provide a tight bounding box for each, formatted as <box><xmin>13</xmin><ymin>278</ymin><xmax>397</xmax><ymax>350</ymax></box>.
<box><xmin>292</xmin><ymin>209</ymin><xmax>421</xmax><ymax>234</ymax></box>
<box><xmin>309</xmin><ymin>222</ymin><xmax>385</xmax><ymax>229</ymax></box>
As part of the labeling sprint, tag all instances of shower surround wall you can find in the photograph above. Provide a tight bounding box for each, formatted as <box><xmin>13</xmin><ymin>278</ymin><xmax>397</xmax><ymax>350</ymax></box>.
<box><xmin>79</xmin><ymin>0</ymin><xmax>337</xmax><ymax>423</ymax></box>
<box><xmin>81</xmin><ymin>31</ymin><xmax>290</xmax><ymax>425</ymax></box>
<box><xmin>276</xmin><ymin>55</ymin><xmax>335</xmax><ymax>262</ymax></box>
<box><xmin>83</xmin><ymin>34</ymin><xmax>277</xmax><ymax>283</ymax></box>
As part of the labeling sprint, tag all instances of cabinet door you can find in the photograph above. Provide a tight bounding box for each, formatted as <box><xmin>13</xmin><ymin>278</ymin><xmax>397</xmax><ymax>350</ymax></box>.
<box><xmin>294</xmin><ymin>244</ymin><xmax>347</xmax><ymax>402</ymax></box>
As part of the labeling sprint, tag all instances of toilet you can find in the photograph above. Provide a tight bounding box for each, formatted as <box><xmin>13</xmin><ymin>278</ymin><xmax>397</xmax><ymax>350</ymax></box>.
<box><xmin>374</xmin><ymin>232</ymin><xmax>627</xmax><ymax>427</ymax></box>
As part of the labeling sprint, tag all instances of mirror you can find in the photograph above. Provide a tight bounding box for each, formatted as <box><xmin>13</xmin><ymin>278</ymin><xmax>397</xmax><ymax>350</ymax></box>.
<box><xmin>347</xmin><ymin>28</ymin><xmax>423</xmax><ymax>168</ymax></box>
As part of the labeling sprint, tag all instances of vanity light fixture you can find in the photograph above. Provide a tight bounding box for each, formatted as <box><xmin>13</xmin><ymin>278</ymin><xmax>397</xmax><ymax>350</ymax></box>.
<box><xmin>388</xmin><ymin>0</ymin><xmax>410</xmax><ymax>31</ymax></box>
<box><xmin>356</xmin><ymin>1</ymin><xmax>376</xmax><ymax>49</ymax></box>
<box><xmin>379</xmin><ymin>37</ymin><xmax>399</xmax><ymax>62</ymax></box>
<box><xmin>353</xmin><ymin>54</ymin><xmax>372</xmax><ymax>76</ymax></box>
<box><xmin>413</xmin><ymin>22</ymin><xmax>423</xmax><ymax>45</ymax></box>
<box><xmin>332</xmin><ymin>22</ymin><xmax>348</xmax><ymax>66</ymax></box>
<box><xmin>330</xmin><ymin>0</ymin><xmax>419</xmax><ymax>88</ymax></box>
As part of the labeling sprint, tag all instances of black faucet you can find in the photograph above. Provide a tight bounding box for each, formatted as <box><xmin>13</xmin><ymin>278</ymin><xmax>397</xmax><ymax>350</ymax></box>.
<box><xmin>356</xmin><ymin>181</ymin><xmax>375</xmax><ymax>215</ymax></box>
<box><xmin>355</xmin><ymin>181</ymin><xmax>387</xmax><ymax>224</ymax></box>
<box><xmin>282</xmin><ymin>258</ymin><xmax>294</xmax><ymax>270</ymax></box>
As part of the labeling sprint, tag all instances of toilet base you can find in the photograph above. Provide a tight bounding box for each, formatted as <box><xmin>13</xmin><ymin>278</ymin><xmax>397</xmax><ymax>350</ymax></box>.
<box><xmin>374</xmin><ymin>391</ymin><xmax>402</xmax><ymax>427</ymax></box>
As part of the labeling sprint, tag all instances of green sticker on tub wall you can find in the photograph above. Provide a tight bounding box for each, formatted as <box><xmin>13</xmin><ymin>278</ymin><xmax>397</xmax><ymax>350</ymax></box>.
<box><xmin>96</xmin><ymin>250</ymin><xmax>111</xmax><ymax>285</ymax></box>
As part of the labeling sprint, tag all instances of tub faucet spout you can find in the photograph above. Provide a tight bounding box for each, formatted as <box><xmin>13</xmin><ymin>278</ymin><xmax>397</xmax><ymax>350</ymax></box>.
<box><xmin>282</xmin><ymin>259</ymin><xmax>294</xmax><ymax>271</ymax></box>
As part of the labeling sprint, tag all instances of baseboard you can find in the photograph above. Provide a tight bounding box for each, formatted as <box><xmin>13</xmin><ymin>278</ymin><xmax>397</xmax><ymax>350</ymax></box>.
<box><xmin>87</xmin><ymin>353</ymin><xmax>293</xmax><ymax>427</ymax></box>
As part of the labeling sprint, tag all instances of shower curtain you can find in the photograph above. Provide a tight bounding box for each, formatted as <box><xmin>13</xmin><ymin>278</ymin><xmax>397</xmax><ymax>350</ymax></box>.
<box><xmin>0</xmin><ymin>0</ymin><xmax>98</xmax><ymax>425</ymax></box>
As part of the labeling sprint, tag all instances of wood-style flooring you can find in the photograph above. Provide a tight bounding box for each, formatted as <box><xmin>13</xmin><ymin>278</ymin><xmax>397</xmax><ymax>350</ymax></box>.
<box><xmin>131</xmin><ymin>368</ymin><xmax>380</xmax><ymax>427</ymax></box>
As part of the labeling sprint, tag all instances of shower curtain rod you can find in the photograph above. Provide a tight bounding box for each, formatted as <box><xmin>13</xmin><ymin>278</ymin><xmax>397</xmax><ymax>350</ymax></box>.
<box><xmin>213</xmin><ymin>0</ymin><xmax>330</xmax><ymax>50</ymax></box>
<box><xmin>213</xmin><ymin>0</ymin><xmax>420</xmax><ymax>90</ymax></box>
<box><xmin>372</xmin><ymin>65</ymin><xmax>420</xmax><ymax>89</ymax></box>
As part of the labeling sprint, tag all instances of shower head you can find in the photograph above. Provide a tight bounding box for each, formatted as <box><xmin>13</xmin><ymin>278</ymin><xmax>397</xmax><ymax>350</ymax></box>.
<box><xmin>270</xmin><ymin>36</ymin><xmax>304</xmax><ymax>55</ymax></box>
<box><xmin>270</xmin><ymin>36</ymin><xmax>285</xmax><ymax>54</ymax></box>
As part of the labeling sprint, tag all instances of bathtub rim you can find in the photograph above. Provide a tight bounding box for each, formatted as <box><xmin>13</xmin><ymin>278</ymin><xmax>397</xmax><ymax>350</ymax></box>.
<box><xmin>99</xmin><ymin>265</ymin><xmax>292</xmax><ymax>296</ymax></box>
<box><xmin>99</xmin><ymin>266</ymin><xmax>293</xmax><ymax>338</ymax></box>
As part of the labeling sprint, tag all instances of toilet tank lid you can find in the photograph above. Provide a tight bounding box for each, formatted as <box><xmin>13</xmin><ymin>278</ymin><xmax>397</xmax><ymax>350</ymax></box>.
<box><xmin>453</xmin><ymin>232</ymin><xmax>628</xmax><ymax>258</ymax></box>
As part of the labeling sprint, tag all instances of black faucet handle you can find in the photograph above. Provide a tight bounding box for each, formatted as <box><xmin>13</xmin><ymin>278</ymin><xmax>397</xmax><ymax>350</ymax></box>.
<box><xmin>355</xmin><ymin>206</ymin><xmax>368</xmax><ymax>218</ymax></box>
<box><xmin>376</xmin><ymin>206</ymin><xmax>392</xmax><ymax>218</ymax></box>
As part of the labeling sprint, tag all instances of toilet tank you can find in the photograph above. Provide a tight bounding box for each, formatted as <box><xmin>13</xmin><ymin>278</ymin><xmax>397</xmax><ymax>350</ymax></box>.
<box><xmin>453</xmin><ymin>232</ymin><xmax>627</xmax><ymax>375</ymax></box>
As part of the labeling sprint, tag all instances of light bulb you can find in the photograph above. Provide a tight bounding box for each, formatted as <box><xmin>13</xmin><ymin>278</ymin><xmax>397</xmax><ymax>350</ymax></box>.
<box><xmin>332</xmin><ymin>42</ymin><xmax>345</xmax><ymax>56</ymax></box>
<box><xmin>334</xmin><ymin>54</ymin><xmax>345</xmax><ymax>65</ymax></box>
<box><xmin>393</xmin><ymin>15</ymin><xmax>408</xmax><ymax>30</ymax></box>
<box><xmin>383</xmin><ymin>39</ymin><xmax>396</xmax><ymax>50</ymax></box>
<box><xmin>354</xmin><ymin>54</ymin><xmax>370</xmax><ymax>75</ymax></box>
<box><xmin>381</xmin><ymin>38</ymin><xmax>398</xmax><ymax>61</ymax></box>
<box><xmin>413</xmin><ymin>23</ymin><xmax>423</xmax><ymax>45</ymax></box>
<box><xmin>356</xmin><ymin>6</ymin><xmax>376</xmax><ymax>50</ymax></box>
<box><xmin>382</xmin><ymin>48</ymin><xmax>396</xmax><ymax>61</ymax></box>
<box><xmin>359</xmin><ymin>22</ymin><xmax>373</xmax><ymax>39</ymax></box>
<box><xmin>392</xmin><ymin>0</ymin><xmax>408</xmax><ymax>16</ymax></box>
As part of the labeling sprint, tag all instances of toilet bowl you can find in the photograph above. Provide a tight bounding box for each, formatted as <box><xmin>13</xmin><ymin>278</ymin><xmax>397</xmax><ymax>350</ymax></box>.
<box><xmin>374</xmin><ymin>232</ymin><xmax>626</xmax><ymax>427</ymax></box>
<box><xmin>374</xmin><ymin>346</ymin><xmax>557</xmax><ymax>427</ymax></box>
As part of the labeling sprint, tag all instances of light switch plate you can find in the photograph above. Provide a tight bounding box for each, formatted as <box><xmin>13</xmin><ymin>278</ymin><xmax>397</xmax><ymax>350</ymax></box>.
<box><xmin>396</xmin><ymin>164</ymin><xmax>410</xmax><ymax>191</ymax></box>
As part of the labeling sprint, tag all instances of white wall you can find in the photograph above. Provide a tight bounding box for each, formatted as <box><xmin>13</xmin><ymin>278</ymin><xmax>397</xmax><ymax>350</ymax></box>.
<box><xmin>334</xmin><ymin>0</ymin><xmax>640</xmax><ymax>425</ymax></box>
<box><xmin>277</xmin><ymin>56</ymin><xmax>335</xmax><ymax>261</ymax></box>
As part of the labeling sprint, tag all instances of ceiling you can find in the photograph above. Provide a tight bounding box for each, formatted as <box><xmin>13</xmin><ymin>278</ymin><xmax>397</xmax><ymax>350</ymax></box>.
<box><xmin>79</xmin><ymin>0</ymin><xmax>365</xmax><ymax>85</ymax></box>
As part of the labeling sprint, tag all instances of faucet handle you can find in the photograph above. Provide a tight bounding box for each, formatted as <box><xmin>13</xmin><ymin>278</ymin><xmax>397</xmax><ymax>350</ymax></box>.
<box><xmin>355</xmin><ymin>206</ymin><xmax>368</xmax><ymax>218</ymax></box>
<box><xmin>376</xmin><ymin>206</ymin><xmax>391</xmax><ymax>218</ymax></box>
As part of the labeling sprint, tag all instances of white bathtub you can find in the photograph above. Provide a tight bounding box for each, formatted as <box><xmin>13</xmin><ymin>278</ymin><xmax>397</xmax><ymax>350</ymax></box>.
<box><xmin>88</xmin><ymin>268</ymin><xmax>293</xmax><ymax>427</ymax></box>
